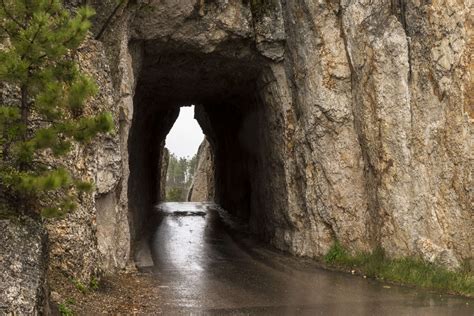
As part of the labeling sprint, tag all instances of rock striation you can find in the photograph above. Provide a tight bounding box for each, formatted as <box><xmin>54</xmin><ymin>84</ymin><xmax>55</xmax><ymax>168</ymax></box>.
<box><xmin>94</xmin><ymin>0</ymin><xmax>471</xmax><ymax>270</ymax></box>
<box><xmin>188</xmin><ymin>138</ymin><xmax>215</xmax><ymax>202</ymax></box>
<box><xmin>1</xmin><ymin>0</ymin><xmax>472</xmax><ymax>311</ymax></box>
<box><xmin>160</xmin><ymin>147</ymin><xmax>170</xmax><ymax>201</ymax></box>
<box><xmin>66</xmin><ymin>0</ymin><xmax>473</xmax><ymax>276</ymax></box>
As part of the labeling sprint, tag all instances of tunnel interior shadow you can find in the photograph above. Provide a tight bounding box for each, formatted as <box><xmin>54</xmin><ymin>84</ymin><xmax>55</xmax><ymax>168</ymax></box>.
<box><xmin>127</xmin><ymin>40</ymin><xmax>275</xmax><ymax>261</ymax></box>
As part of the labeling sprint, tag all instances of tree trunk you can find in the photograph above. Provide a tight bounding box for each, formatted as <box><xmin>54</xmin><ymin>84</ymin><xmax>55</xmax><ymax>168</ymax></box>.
<box><xmin>19</xmin><ymin>84</ymin><xmax>28</xmax><ymax>172</ymax></box>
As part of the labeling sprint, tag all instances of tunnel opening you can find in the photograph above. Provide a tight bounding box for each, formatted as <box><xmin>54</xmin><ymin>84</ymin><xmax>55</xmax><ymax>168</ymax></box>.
<box><xmin>162</xmin><ymin>105</ymin><xmax>205</xmax><ymax>203</ymax></box>
<box><xmin>127</xmin><ymin>40</ymin><xmax>278</xmax><ymax>250</ymax></box>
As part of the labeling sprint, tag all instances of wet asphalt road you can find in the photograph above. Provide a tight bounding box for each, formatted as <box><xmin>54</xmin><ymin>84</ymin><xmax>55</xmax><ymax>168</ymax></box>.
<box><xmin>149</xmin><ymin>202</ymin><xmax>473</xmax><ymax>315</ymax></box>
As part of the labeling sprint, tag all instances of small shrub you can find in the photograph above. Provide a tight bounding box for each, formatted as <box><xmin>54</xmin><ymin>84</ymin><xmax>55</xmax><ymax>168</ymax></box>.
<box><xmin>58</xmin><ymin>302</ymin><xmax>73</xmax><ymax>316</ymax></box>
<box><xmin>65</xmin><ymin>298</ymin><xmax>76</xmax><ymax>305</ymax></box>
<box><xmin>72</xmin><ymin>279</ymin><xmax>88</xmax><ymax>294</ymax></box>
<box><xmin>166</xmin><ymin>187</ymin><xmax>185</xmax><ymax>202</ymax></box>
<box><xmin>324</xmin><ymin>241</ymin><xmax>350</xmax><ymax>264</ymax></box>
<box><xmin>89</xmin><ymin>276</ymin><xmax>100</xmax><ymax>291</ymax></box>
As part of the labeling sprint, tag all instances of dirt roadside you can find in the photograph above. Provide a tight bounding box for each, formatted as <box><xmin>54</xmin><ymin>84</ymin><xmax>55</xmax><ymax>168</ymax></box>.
<box><xmin>49</xmin><ymin>269</ymin><xmax>164</xmax><ymax>315</ymax></box>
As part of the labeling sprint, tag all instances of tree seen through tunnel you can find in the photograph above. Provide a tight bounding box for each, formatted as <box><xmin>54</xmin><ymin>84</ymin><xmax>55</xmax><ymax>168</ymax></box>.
<box><xmin>163</xmin><ymin>106</ymin><xmax>202</xmax><ymax>202</ymax></box>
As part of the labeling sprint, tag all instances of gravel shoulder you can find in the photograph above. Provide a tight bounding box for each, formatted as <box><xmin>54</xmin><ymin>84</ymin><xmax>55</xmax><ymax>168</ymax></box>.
<box><xmin>50</xmin><ymin>269</ymin><xmax>164</xmax><ymax>315</ymax></box>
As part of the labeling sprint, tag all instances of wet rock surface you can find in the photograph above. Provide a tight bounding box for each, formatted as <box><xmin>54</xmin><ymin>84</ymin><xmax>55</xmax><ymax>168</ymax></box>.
<box><xmin>107</xmin><ymin>0</ymin><xmax>471</xmax><ymax>268</ymax></box>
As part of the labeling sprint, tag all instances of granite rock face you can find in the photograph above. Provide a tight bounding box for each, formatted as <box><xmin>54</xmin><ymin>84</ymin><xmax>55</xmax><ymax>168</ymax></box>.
<box><xmin>188</xmin><ymin>138</ymin><xmax>215</xmax><ymax>202</ymax></box>
<box><xmin>3</xmin><ymin>5</ymin><xmax>471</xmax><ymax>314</ymax></box>
<box><xmin>43</xmin><ymin>39</ymin><xmax>127</xmax><ymax>281</ymax></box>
<box><xmin>0</xmin><ymin>218</ymin><xmax>48</xmax><ymax>315</ymax></box>
<box><xmin>2</xmin><ymin>1</ymin><xmax>472</xmax><ymax>311</ymax></box>
<box><xmin>340</xmin><ymin>0</ymin><xmax>472</xmax><ymax>266</ymax></box>
<box><xmin>77</xmin><ymin>0</ymin><xmax>471</xmax><ymax>275</ymax></box>
<box><xmin>160</xmin><ymin>147</ymin><xmax>170</xmax><ymax>201</ymax></box>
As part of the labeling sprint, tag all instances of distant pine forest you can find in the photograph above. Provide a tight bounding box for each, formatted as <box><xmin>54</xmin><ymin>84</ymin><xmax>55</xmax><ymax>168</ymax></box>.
<box><xmin>165</xmin><ymin>153</ymin><xmax>197</xmax><ymax>201</ymax></box>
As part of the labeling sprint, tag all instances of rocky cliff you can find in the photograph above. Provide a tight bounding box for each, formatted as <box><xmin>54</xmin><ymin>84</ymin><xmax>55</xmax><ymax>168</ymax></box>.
<box><xmin>92</xmin><ymin>0</ymin><xmax>472</xmax><ymax>270</ymax></box>
<box><xmin>38</xmin><ymin>0</ymin><xmax>474</xmax><ymax>280</ymax></box>
<box><xmin>188</xmin><ymin>138</ymin><xmax>215</xmax><ymax>202</ymax></box>
<box><xmin>1</xmin><ymin>0</ymin><xmax>472</xmax><ymax>312</ymax></box>
<box><xmin>160</xmin><ymin>147</ymin><xmax>170</xmax><ymax>201</ymax></box>
<box><xmin>0</xmin><ymin>218</ymin><xmax>48</xmax><ymax>315</ymax></box>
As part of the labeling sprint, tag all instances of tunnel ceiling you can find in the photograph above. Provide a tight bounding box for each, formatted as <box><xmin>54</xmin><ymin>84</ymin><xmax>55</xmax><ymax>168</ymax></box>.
<box><xmin>134</xmin><ymin>40</ymin><xmax>265</xmax><ymax>108</ymax></box>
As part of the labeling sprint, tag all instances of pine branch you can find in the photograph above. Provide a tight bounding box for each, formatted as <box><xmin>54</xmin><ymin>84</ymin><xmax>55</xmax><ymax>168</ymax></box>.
<box><xmin>30</xmin><ymin>118</ymin><xmax>58</xmax><ymax>124</ymax></box>
<box><xmin>21</xmin><ymin>0</ymin><xmax>54</xmax><ymax>61</ymax></box>
<box><xmin>0</xmin><ymin>0</ymin><xmax>26</xmax><ymax>30</ymax></box>
<box><xmin>0</xmin><ymin>23</ymin><xmax>13</xmax><ymax>37</ymax></box>
<box><xmin>21</xmin><ymin>21</ymin><xmax>43</xmax><ymax>60</ymax></box>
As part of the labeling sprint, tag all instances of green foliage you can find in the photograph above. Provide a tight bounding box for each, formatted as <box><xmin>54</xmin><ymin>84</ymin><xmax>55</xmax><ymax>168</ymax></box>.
<box><xmin>72</xmin><ymin>278</ymin><xmax>88</xmax><ymax>294</ymax></box>
<box><xmin>188</xmin><ymin>153</ymin><xmax>198</xmax><ymax>176</ymax></box>
<box><xmin>71</xmin><ymin>276</ymin><xmax>100</xmax><ymax>294</ymax></box>
<box><xmin>0</xmin><ymin>0</ymin><xmax>113</xmax><ymax>216</ymax></box>
<box><xmin>0</xmin><ymin>200</ymin><xmax>16</xmax><ymax>219</ymax></box>
<box><xmin>165</xmin><ymin>152</ymin><xmax>197</xmax><ymax>202</ymax></box>
<box><xmin>324</xmin><ymin>242</ymin><xmax>474</xmax><ymax>297</ymax></box>
<box><xmin>58</xmin><ymin>301</ymin><xmax>74</xmax><ymax>316</ymax></box>
<box><xmin>323</xmin><ymin>241</ymin><xmax>350</xmax><ymax>264</ymax></box>
<box><xmin>166</xmin><ymin>187</ymin><xmax>185</xmax><ymax>202</ymax></box>
<box><xmin>89</xmin><ymin>276</ymin><xmax>100</xmax><ymax>291</ymax></box>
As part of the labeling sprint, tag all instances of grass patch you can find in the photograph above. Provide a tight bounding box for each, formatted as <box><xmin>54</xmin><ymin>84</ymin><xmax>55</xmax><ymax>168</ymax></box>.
<box><xmin>71</xmin><ymin>276</ymin><xmax>101</xmax><ymax>294</ymax></box>
<box><xmin>89</xmin><ymin>276</ymin><xmax>100</xmax><ymax>291</ymax></box>
<box><xmin>72</xmin><ymin>279</ymin><xmax>88</xmax><ymax>294</ymax></box>
<box><xmin>58</xmin><ymin>300</ymin><xmax>74</xmax><ymax>316</ymax></box>
<box><xmin>324</xmin><ymin>242</ymin><xmax>474</xmax><ymax>297</ymax></box>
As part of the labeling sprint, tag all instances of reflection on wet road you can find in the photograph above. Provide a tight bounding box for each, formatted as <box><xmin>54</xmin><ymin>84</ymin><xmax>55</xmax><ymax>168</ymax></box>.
<box><xmin>150</xmin><ymin>202</ymin><xmax>473</xmax><ymax>315</ymax></box>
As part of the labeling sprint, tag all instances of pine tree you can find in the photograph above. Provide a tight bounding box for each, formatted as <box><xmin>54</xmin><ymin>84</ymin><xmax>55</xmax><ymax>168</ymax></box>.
<box><xmin>165</xmin><ymin>153</ymin><xmax>197</xmax><ymax>201</ymax></box>
<box><xmin>0</xmin><ymin>0</ymin><xmax>113</xmax><ymax>217</ymax></box>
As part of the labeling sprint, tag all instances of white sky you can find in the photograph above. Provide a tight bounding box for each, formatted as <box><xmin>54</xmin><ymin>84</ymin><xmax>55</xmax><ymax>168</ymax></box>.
<box><xmin>165</xmin><ymin>106</ymin><xmax>204</xmax><ymax>158</ymax></box>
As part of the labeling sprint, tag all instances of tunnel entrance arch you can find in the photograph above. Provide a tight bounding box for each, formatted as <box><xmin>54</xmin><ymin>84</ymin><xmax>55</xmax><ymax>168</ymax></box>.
<box><xmin>126</xmin><ymin>40</ymin><xmax>286</xmax><ymax>250</ymax></box>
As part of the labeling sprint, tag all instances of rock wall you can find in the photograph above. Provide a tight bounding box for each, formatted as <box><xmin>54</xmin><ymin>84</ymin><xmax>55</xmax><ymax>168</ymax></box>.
<box><xmin>44</xmin><ymin>39</ymin><xmax>126</xmax><ymax>282</ymax></box>
<box><xmin>2</xmin><ymin>1</ymin><xmax>471</xmax><ymax>311</ymax></box>
<box><xmin>255</xmin><ymin>0</ymin><xmax>472</xmax><ymax>267</ymax></box>
<box><xmin>339</xmin><ymin>0</ymin><xmax>473</xmax><ymax>266</ymax></box>
<box><xmin>3</xmin><ymin>6</ymin><xmax>470</xmax><ymax>313</ymax></box>
<box><xmin>188</xmin><ymin>138</ymin><xmax>215</xmax><ymax>202</ymax></box>
<box><xmin>85</xmin><ymin>0</ymin><xmax>471</xmax><ymax>272</ymax></box>
<box><xmin>160</xmin><ymin>147</ymin><xmax>170</xmax><ymax>201</ymax></box>
<box><xmin>0</xmin><ymin>218</ymin><xmax>48</xmax><ymax>315</ymax></box>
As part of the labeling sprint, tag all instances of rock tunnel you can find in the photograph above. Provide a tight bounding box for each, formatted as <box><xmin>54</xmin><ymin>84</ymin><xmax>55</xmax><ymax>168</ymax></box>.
<box><xmin>126</xmin><ymin>39</ymin><xmax>287</xmax><ymax>248</ymax></box>
<box><xmin>1</xmin><ymin>8</ymin><xmax>470</xmax><ymax>312</ymax></box>
<box><xmin>3</xmin><ymin>4</ymin><xmax>471</xmax><ymax>313</ymax></box>
<box><xmin>101</xmin><ymin>0</ymin><xmax>471</xmax><ymax>270</ymax></box>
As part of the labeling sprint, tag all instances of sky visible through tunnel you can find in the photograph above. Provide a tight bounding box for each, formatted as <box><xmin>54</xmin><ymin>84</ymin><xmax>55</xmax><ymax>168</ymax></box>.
<box><xmin>165</xmin><ymin>105</ymin><xmax>204</xmax><ymax>158</ymax></box>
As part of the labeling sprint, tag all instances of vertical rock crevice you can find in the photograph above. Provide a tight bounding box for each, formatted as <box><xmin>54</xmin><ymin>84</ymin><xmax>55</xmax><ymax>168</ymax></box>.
<box><xmin>32</xmin><ymin>2</ymin><xmax>472</xmax><ymax>297</ymax></box>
